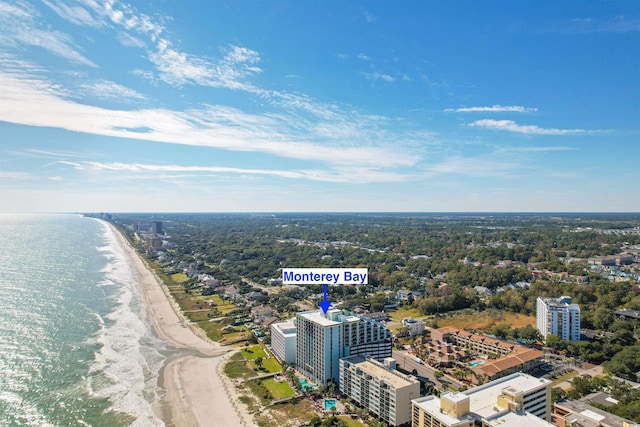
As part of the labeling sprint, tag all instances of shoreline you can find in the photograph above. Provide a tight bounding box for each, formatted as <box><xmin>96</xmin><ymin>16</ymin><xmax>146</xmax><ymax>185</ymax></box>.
<box><xmin>106</xmin><ymin>222</ymin><xmax>255</xmax><ymax>426</ymax></box>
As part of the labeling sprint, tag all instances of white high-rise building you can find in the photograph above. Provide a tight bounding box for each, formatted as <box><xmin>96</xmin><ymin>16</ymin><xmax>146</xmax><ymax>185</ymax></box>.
<box><xmin>536</xmin><ymin>296</ymin><xmax>581</xmax><ymax>342</ymax></box>
<box><xmin>340</xmin><ymin>356</ymin><xmax>419</xmax><ymax>426</ymax></box>
<box><xmin>271</xmin><ymin>320</ymin><xmax>297</xmax><ymax>364</ymax></box>
<box><xmin>295</xmin><ymin>309</ymin><xmax>392</xmax><ymax>386</ymax></box>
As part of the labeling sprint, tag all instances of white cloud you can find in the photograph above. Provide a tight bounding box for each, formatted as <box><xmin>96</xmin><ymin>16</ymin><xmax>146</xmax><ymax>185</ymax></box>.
<box><xmin>0</xmin><ymin>1</ymin><xmax>96</xmax><ymax>67</ymax></box>
<box><xmin>0</xmin><ymin>171</ymin><xmax>34</xmax><ymax>181</ymax></box>
<box><xmin>0</xmin><ymin>72</ymin><xmax>418</xmax><ymax>169</ymax></box>
<box><xmin>357</xmin><ymin>53</ymin><xmax>370</xmax><ymax>61</ymax></box>
<box><xmin>446</xmin><ymin>105</ymin><xmax>537</xmax><ymax>113</ymax></box>
<box><xmin>79</xmin><ymin>80</ymin><xmax>146</xmax><ymax>100</ymax></box>
<box><xmin>427</xmin><ymin>156</ymin><xmax>520</xmax><ymax>177</ymax></box>
<box><xmin>42</xmin><ymin>0</ymin><xmax>103</xmax><ymax>28</ymax></box>
<box><xmin>469</xmin><ymin>119</ymin><xmax>591</xmax><ymax>135</ymax></box>
<box><xmin>54</xmin><ymin>161</ymin><xmax>408</xmax><ymax>184</ymax></box>
<box><xmin>365</xmin><ymin>72</ymin><xmax>395</xmax><ymax>82</ymax></box>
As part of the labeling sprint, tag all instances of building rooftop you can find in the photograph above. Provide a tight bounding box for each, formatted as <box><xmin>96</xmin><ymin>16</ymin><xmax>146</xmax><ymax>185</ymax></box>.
<box><xmin>412</xmin><ymin>396</ymin><xmax>475</xmax><ymax>427</ymax></box>
<box><xmin>465</xmin><ymin>373</ymin><xmax>550</xmax><ymax>419</ymax></box>
<box><xmin>485</xmin><ymin>411</ymin><xmax>553</xmax><ymax>427</ymax></box>
<box><xmin>297</xmin><ymin>309</ymin><xmax>342</xmax><ymax>326</ymax></box>
<box><xmin>555</xmin><ymin>399</ymin><xmax>631</xmax><ymax>427</ymax></box>
<box><xmin>271</xmin><ymin>320</ymin><xmax>296</xmax><ymax>335</ymax></box>
<box><xmin>343</xmin><ymin>356</ymin><xmax>418</xmax><ymax>389</ymax></box>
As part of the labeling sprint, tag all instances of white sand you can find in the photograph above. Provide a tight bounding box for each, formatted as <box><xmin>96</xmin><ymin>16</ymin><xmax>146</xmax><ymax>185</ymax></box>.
<box><xmin>109</xmin><ymin>224</ymin><xmax>256</xmax><ymax>427</ymax></box>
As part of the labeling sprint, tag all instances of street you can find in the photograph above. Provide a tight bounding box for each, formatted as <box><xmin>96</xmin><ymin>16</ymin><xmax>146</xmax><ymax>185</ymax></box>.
<box><xmin>392</xmin><ymin>350</ymin><xmax>464</xmax><ymax>390</ymax></box>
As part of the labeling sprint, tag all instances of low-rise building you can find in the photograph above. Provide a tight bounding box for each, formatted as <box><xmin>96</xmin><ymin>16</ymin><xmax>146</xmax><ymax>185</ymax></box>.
<box><xmin>552</xmin><ymin>399</ymin><xmax>635</xmax><ymax>427</ymax></box>
<box><xmin>430</xmin><ymin>327</ymin><xmax>544</xmax><ymax>383</ymax></box>
<box><xmin>271</xmin><ymin>320</ymin><xmax>296</xmax><ymax>364</ymax></box>
<box><xmin>402</xmin><ymin>318</ymin><xmax>426</xmax><ymax>336</ymax></box>
<box><xmin>340</xmin><ymin>356</ymin><xmax>419</xmax><ymax>427</ymax></box>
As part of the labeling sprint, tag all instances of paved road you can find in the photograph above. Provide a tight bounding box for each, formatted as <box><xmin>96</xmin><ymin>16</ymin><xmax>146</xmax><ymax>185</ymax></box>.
<box><xmin>392</xmin><ymin>350</ymin><xmax>464</xmax><ymax>390</ymax></box>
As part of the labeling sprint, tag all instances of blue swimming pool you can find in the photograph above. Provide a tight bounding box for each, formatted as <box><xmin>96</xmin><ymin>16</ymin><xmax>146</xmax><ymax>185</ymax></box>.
<box><xmin>297</xmin><ymin>376</ymin><xmax>317</xmax><ymax>390</ymax></box>
<box><xmin>324</xmin><ymin>399</ymin><xmax>337</xmax><ymax>411</ymax></box>
<box><xmin>469</xmin><ymin>360</ymin><xmax>485</xmax><ymax>367</ymax></box>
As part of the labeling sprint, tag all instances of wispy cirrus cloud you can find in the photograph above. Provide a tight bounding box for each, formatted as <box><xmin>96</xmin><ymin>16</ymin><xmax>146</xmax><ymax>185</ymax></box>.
<box><xmin>51</xmin><ymin>161</ymin><xmax>408</xmax><ymax>184</ymax></box>
<box><xmin>543</xmin><ymin>16</ymin><xmax>640</xmax><ymax>34</ymax></box>
<box><xmin>0</xmin><ymin>0</ymin><xmax>96</xmax><ymax>67</ymax></box>
<box><xmin>78</xmin><ymin>80</ymin><xmax>146</xmax><ymax>100</ymax></box>
<box><xmin>363</xmin><ymin>72</ymin><xmax>411</xmax><ymax>83</ymax></box>
<box><xmin>0</xmin><ymin>71</ymin><xmax>419</xmax><ymax>170</ymax></box>
<box><xmin>427</xmin><ymin>156</ymin><xmax>521</xmax><ymax>177</ymax></box>
<box><xmin>469</xmin><ymin>119</ymin><xmax>595</xmax><ymax>135</ymax></box>
<box><xmin>445</xmin><ymin>105</ymin><xmax>537</xmax><ymax>113</ymax></box>
<box><xmin>41</xmin><ymin>0</ymin><xmax>103</xmax><ymax>28</ymax></box>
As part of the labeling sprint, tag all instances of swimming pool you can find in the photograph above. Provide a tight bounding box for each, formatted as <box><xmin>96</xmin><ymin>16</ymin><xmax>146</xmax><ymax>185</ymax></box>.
<box><xmin>324</xmin><ymin>399</ymin><xmax>337</xmax><ymax>411</ymax></box>
<box><xmin>469</xmin><ymin>360</ymin><xmax>485</xmax><ymax>367</ymax></box>
<box><xmin>297</xmin><ymin>376</ymin><xmax>317</xmax><ymax>390</ymax></box>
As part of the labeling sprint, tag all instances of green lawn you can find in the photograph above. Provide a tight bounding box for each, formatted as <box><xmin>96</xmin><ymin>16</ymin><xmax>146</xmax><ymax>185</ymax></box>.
<box><xmin>249</xmin><ymin>358</ymin><xmax>282</xmax><ymax>373</ymax></box>
<box><xmin>337</xmin><ymin>416</ymin><xmax>367</xmax><ymax>427</ymax></box>
<box><xmin>551</xmin><ymin>371</ymin><xmax>578</xmax><ymax>386</ymax></box>
<box><xmin>242</xmin><ymin>345</ymin><xmax>267</xmax><ymax>359</ymax></box>
<box><xmin>262</xmin><ymin>378</ymin><xmax>295</xmax><ymax>399</ymax></box>
<box><xmin>171</xmin><ymin>272</ymin><xmax>189</xmax><ymax>283</ymax></box>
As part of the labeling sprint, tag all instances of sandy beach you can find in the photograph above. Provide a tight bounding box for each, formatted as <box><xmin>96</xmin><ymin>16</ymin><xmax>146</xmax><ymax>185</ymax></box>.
<box><xmin>109</xmin><ymin>223</ymin><xmax>255</xmax><ymax>427</ymax></box>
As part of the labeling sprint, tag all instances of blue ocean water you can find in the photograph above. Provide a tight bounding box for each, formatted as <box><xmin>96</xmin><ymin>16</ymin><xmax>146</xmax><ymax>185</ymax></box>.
<box><xmin>0</xmin><ymin>214</ymin><xmax>165</xmax><ymax>426</ymax></box>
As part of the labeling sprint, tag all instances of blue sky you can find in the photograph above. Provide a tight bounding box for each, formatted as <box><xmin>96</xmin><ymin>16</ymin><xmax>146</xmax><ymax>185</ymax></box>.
<box><xmin>1</xmin><ymin>1</ymin><xmax>638</xmax><ymax>213</ymax></box>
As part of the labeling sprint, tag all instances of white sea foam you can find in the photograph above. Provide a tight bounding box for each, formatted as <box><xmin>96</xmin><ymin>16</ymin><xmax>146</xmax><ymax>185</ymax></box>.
<box><xmin>86</xmin><ymin>223</ymin><xmax>165</xmax><ymax>426</ymax></box>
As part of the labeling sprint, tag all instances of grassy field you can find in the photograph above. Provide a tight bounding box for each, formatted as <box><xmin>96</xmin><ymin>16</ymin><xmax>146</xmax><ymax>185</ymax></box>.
<box><xmin>387</xmin><ymin>305</ymin><xmax>424</xmax><ymax>322</ymax></box>
<box><xmin>337</xmin><ymin>416</ymin><xmax>367</xmax><ymax>427</ymax></box>
<box><xmin>242</xmin><ymin>345</ymin><xmax>268</xmax><ymax>359</ymax></box>
<box><xmin>170</xmin><ymin>272</ymin><xmax>189</xmax><ymax>283</ymax></box>
<box><xmin>262</xmin><ymin>378</ymin><xmax>295</xmax><ymax>399</ymax></box>
<box><xmin>436</xmin><ymin>310</ymin><xmax>535</xmax><ymax>331</ymax></box>
<box><xmin>224</xmin><ymin>353</ymin><xmax>254</xmax><ymax>379</ymax></box>
<box><xmin>249</xmin><ymin>358</ymin><xmax>282</xmax><ymax>373</ymax></box>
<box><xmin>551</xmin><ymin>371</ymin><xmax>578</xmax><ymax>386</ymax></box>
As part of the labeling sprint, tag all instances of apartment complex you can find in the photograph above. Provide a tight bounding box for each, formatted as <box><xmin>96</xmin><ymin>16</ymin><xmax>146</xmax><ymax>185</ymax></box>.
<box><xmin>412</xmin><ymin>373</ymin><xmax>552</xmax><ymax>427</ymax></box>
<box><xmin>430</xmin><ymin>327</ymin><xmax>544</xmax><ymax>383</ymax></box>
<box><xmin>536</xmin><ymin>296</ymin><xmax>581</xmax><ymax>341</ymax></box>
<box><xmin>339</xmin><ymin>356</ymin><xmax>419</xmax><ymax>426</ymax></box>
<box><xmin>271</xmin><ymin>320</ymin><xmax>297</xmax><ymax>364</ymax></box>
<box><xmin>295</xmin><ymin>309</ymin><xmax>392</xmax><ymax>385</ymax></box>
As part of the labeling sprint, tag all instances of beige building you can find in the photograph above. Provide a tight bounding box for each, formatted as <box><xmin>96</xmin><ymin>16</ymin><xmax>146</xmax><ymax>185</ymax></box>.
<box><xmin>340</xmin><ymin>356</ymin><xmax>419</xmax><ymax>426</ymax></box>
<box><xmin>412</xmin><ymin>373</ymin><xmax>552</xmax><ymax>427</ymax></box>
<box><xmin>430</xmin><ymin>327</ymin><xmax>544</xmax><ymax>383</ymax></box>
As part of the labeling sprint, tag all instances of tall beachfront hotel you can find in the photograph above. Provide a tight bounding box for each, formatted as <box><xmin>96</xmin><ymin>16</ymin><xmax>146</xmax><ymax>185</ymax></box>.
<box><xmin>536</xmin><ymin>296</ymin><xmax>581</xmax><ymax>341</ymax></box>
<box><xmin>295</xmin><ymin>309</ymin><xmax>392</xmax><ymax>386</ymax></box>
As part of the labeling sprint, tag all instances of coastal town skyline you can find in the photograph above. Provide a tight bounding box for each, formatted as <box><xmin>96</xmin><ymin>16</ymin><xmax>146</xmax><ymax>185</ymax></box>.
<box><xmin>1</xmin><ymin>1</ymin><xmax>639</xmax><ymax>213</ymax></box>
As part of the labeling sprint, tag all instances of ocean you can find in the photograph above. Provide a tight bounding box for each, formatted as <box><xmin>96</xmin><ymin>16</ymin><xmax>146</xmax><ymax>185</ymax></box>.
<box><xmin>0</xmin><ymin>214</ymin><xmax>166</xmax><ymax>426</ymax></box>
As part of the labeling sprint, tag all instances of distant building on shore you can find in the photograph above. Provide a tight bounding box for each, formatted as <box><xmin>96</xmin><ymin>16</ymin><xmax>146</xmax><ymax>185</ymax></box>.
<box><xmin>536</xmin><ymin>296</ymin><xmax>581</xmax><ymax>341</ymax></box>
<box><xmin>150</xmin><ymin>221</ymin><xmax>163</xmax><ymax>235</ymax></box>
<box><xmin>144</xmin><ymin>236</ymin><xmax>163</xmax><ymax>252</ymax></box>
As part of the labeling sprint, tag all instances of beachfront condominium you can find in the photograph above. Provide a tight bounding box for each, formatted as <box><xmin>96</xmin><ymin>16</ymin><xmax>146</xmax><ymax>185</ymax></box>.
<box><xmin>536</xmin><ymin>296</ymin><xmax>581</xmax><ymax>341</ymax></box>
<box><xmin>340</xmin><ymin>356</ymin><xmax>419</xmax><ymax>426</ymax></box>
<box><xmin>295</xmin><ymin>309</ymin><xmax>392</xmax><ymax>386</ymax></box>
<box><xmin>411</xmin><ymin>372</ymin><xmax>552</xmax><ymax>427</ymax></box>
<box><xmin>270</xmin><ymin>320</ymin><xmax>297</xmax><ymax>364</ymax></box>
